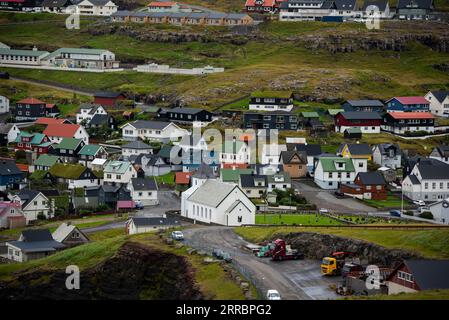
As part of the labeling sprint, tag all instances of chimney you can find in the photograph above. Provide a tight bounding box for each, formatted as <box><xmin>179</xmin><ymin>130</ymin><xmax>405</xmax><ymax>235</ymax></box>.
<box><xmin>32</xmin><ymin>46</ymin><xmax>38</xmax><ymax>51</ymax></box>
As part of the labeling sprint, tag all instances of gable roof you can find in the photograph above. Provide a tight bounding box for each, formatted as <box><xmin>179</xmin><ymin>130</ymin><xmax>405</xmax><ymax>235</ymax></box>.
<box><xmin>104</xmin><ymin>160</ymin><xmax>132</xmax><ymax>174</ymax></box>
<box><xmin>17</xmin><ymin>98</ymin><xmax>45</xmax><ymax>105</ymax></box>
<box><xmin>125</xmin><ymin>120</ymin><xmax>171</xmax><ymax>130</ymax></box>
<box><xmin>301</xmin><ymin>111</ymin><xmax>320</xmax><ymax>118</ymax></box>
<box><xmin>35</xmin><ymin>118</ymin><xmax>68</xmax><ymax>125</ymax></box>
<box><xmin>130</xmin><ymin>216</ymin><xmax>180</xmax><ymax>227</ymax></box>
<box><xmin>357</xmin><ymin>171</ymin><xmax>386</xmax><ymax>185</ymax></box>
<box><xmin>388</xmin><ymin>112</ymin><xmax>435</xmax><ymax>120</ymax></box>
<box><xmin>131</xmin><ymin>177</ymin><xmax>158</xmax><ymax>191</ymax></box>
<box><xmin>286</xmin><ymin>143</ymin><xmax>322</xmax><ymax>156</ymax></box>
<box><xmin>34</xmin><ymin>154</ymin><xmax>60</xmax><ymax>167</ymax></box>
<box><xmin>344</xmin><ymin>99</ymin><xmax>384</xmax><ymax>107</ymax></box>
<box><xmin>221</xmin><ymin>168</ymin><xmax>254</xmax><ymax>183</ymax></box>
<box><xmin>389</xmin><ymin>259</ymin><xmax>449</xmax><ymax>290</ymax></box>
<box><xmin>21</xmin><ymin>229</ymin><xmax>53</xmax><ymax>242</ymax></box>
<box><xmin>16</xmin><ymin>189</ymin><xmax>42</xmax><ymax>208</ymax></box>
<box><xmin>362</xmin><ymin>0</ymin><xmax>389</xmax><ymax>11</ymax></box>
<box><xmin>175</xmin><ymin>171</ymin><xmax>192</xmax><ymax>184</ymax></box>
<box><xmin>389</xmin><ymin>96</ymin><xmax>429</xmax><ymax>105</ymax></box>
<box><xmin>416</xmin><ymin>160</ymin><xmax>449</xmax><ymax>180</ymax></box>
<box><xmin>0</xmin><ymin>159</ymin><xmax>22</xmax><ymax>176</ymax></box>
<box><xmin>280</xmin><ymin>150</ymin><xmax>307</xmax><ymax>164</ymax></box>
<box><xmin>397</xmin><ymin>0</ymin><xmax>434</xmax><ymax>10</ymax></box>
<box><xmin>78</xmin><ymin>144</ymin><xmax>102</xmax><ymax>156</ymax></box>
<box><xmin>240</xmin><ymin>174</ymin><xmax>267</xmax><ymax>188</ymax></box>
<box><xmin>52</xmin><ymin>222</ymin><xmax>87</xmax><ymax>243</ymax></box>
<box><xmin>319</xmin><ymin>157</ymin><xmax>355</xmax><ymax>172</ymax></box>
<box><xmin>9</xmin><ymin>229</ymin><xmax>65</xmax><ymax>252</ymax></box>
<box><xmin>0</xmin><ymin>123</ymin><xmax>16</xmax><ymax>134</ymax></box>
<box><xmin>43</xmin><ymin>124</ymin><xmax>81</xmax><ymax>138</ymax></box>
<box><xmin>430</xmin><ymin>90</ymin><xmax>449</xmax><ymax>103</ymax></box>
<box><xmin>187</xmin><ymin>179</ymin><xmax>237</xmax><ymax>207</ymax></box>
<box><xmin>169</xmin><ymin>107</ymin><xmax>206</xmax><ymax>115</ymax></box>
<box><xmin>376</xmin><ymin>143</ymin><xmax>400</xmax><ymax>155</ymax></box>
<box><xmin>266</xmin><ymin>172</ymin><xmax>292</xmax><ymax>184</ymax></box>
<box><xmin>41</xmin><ymin>0</ymin><xmax>72</xmax><ymax>7</ymax></box>
<box><xmin>192</xmin><ymin>162</ymin><xmax>215</xmax><ymax>179</ymax></box>
<box><xmin>433</xmin><ymin>145</ymin><xmax>449</xmax><ymax>157</ymax></box>
<box><xmin>49</xmin><ymin>163</ymin><xmax>87</xmax><ymax>179</ymax></box>
<box><xmin>340</xmin><ymin>143</ymin><xmax>372</xmax><ymax>156</ymax></box>
<box><xmin>55</xmin><ymin>137</ymin><xmax>82</xmax><ymax>150</ymax></box>
<box><xmin>122</xmin><ymin>140</ymin><xmax>152</xmax><ymax>150</ymax></box>
<box><xmin>339</xmin><ymin>111</ymin><xmax>382</xmax><ymax>120</ymax></box>
<box><xmin>89</xmin><ymin>114</ymin><xmax>113</xmax><ymax>126</ymax></box>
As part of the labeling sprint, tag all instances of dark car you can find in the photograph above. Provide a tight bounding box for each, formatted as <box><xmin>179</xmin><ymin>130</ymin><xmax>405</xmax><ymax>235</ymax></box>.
<box><xmin>334</xmin><ymin>191</ymin><xmax>345</xmax><ymax>198</ymax></box>
<box><xmin>389</xmin><ymin>210</ymin><xmax>401</xmax><ymax>217</ymax></box>
<box><xmin>0</xmin><ymin>72</ymin><xmax>10</xmax><ymax>79</ymax></box>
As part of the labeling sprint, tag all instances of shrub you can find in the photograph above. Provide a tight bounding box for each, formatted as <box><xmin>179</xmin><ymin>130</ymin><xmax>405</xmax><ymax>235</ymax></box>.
<box><xmin>37</xmin><ymin>212</ymin><xmax>46</xmax><ymax>220</ymax></box>
<box><xmin>419</xmin><ymin>211</ymin><xmax>434</xmax><ymax>220</ymax></box>
<box><xmin>403</xmin><ymin>211</ymin><xmax>414</xmax><ymax>216</ymax></box>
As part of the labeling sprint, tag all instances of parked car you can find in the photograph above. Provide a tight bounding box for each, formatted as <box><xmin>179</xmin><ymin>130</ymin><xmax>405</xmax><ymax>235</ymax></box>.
<box><xmin>389</xmin><ymin>210</ymin><xmax>401</xmax><ymax>217</ymax></box>
<box><xmin>135</xmin><ymin>200</ymin><xmax>144</xmax><ymax>210</ymax></box>
<box><xmin>319</xmin><ymin>208</ymin><xmax>329</xmax><ymax>214</ymax></box>
<box><xmin>266</xmin><ymin>289</ymin><xmax>281</xmax><ymax>300</ymax></box>
<box><xmin>413</xmin><ymin>200</ymin><xmax>426</xmax><ymax>207</ymax></box>
<box><xmin>0</xmin><ymin>72</ymin><xmax>9</xmax><ymax>79</ymax></box>
<box><xmin>221</xmin><ymin>252</ymin><xmax>233</xmax><ymax>263</ymax></box>
<box><xmin>334</xmin><ymin>191</ymin><xmax>345</xmax><ymax>198</ymax></box>
<box><xmin>171</xmin><ymin>231</ymin><xmax>184</xmax><ymax>241</ymax></box>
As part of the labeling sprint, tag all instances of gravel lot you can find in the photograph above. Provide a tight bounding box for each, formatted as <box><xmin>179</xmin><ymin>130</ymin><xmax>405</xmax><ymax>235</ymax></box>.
<box><xmin>183</xmin><ymin>226</ymin><xmax>340</xmax><ymax>300</ymax></box>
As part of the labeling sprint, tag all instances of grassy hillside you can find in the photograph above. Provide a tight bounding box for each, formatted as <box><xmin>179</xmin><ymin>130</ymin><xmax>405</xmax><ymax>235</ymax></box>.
<box><xmin>0</xmin><ymin>230</ymin><xmax>251</xmax><ymax>299</ymax></box>
<box><xmin>234</xmin><ymin>227</ymin><xmax>449</xmax><ymax>259</ymax></box>
<box><xmin>1</xmin><ymin>14</ymin><xmax>448</xmax><ymax>107</ymax></box>
<box><xmin>346</xmin><ymin>289</ymin><xmax>449</xmax><ymax>300</ymax></box>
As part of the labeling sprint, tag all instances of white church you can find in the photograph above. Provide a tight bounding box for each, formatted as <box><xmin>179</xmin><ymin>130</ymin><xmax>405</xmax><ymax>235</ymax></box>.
<box><xmin>181</xmin><ymin>163</ymin><xmax>256</xmax><ymax>226</ymax></box>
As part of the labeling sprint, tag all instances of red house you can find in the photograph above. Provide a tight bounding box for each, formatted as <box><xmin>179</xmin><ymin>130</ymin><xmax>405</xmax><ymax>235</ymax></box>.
<box><xmin>340</xmin><ymin>171</ymin><xmax>387</xmax><ymax>200</ymax></box>
<box><xmin>93</xmin><ymin>91</ymin><xmax>126</xmax><ymax>107</ymax></box>
<box><xmin>14</xmin><ymin>131</ymin><xmax>53</xmax><ymax>155</ymax></box>
<box><xmin>387</xmin><ymin>260</ymin><xmax>449</xmax><ymax>295</ymax></box>
<box><xmin>245</xmin><ymin>0</ymin><xmax>280</xmax><ymax>13</ymax></box>
<box><xmin>334</xmin><ymin>111</ymin><xmax>382</xmax><ymax>134</ymax></box>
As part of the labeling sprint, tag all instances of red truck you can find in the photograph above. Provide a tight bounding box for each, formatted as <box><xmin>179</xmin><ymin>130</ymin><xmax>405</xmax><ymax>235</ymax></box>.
<box><xmin>271</xmin><ymin>239</ymin><xmax>304</xmax><ymax>261</ymax></box>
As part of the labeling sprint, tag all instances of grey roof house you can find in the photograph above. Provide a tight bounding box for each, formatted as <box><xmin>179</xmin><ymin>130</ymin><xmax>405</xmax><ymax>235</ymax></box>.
<box><xmin>6</xmin><ymin>229</ymin><xmax>65</xmax><ymax>262</ymax></box>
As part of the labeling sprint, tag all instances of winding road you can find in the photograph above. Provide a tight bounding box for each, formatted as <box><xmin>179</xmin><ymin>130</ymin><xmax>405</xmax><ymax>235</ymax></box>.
<box><xmin>183</xmin><ymin>226</ymin><xmax>339</xmax><ymax>300</ymax></box>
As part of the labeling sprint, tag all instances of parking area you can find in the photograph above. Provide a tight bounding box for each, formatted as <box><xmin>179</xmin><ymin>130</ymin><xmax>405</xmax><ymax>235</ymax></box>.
<box><xmin>183</xmin><ymin>226</ymin><xmax>340</xmax><ymax>300</ymax></box>
<box><xmin>136</xmin><ymin>191</ymin><xmax>181</xmax><ymax>217</ymax></box>
<box><xmin>292</xmin><ymin>180</ymin><xmax>375</xmax><ymax>213</ymax></box>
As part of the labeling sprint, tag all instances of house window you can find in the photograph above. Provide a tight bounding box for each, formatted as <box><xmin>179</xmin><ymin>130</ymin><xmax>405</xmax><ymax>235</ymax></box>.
<box><xmin>34</xmin><ymin>201</ymin><xmax>37</xmax><ymax>206</ymax></box>
<box><xmin>398</xmin><ymin>271</ymin><xmax>414</xmax><ymax>283</ymax></box>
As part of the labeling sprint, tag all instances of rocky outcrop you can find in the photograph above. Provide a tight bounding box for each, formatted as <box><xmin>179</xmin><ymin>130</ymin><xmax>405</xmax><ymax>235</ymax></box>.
<box><xmin>0</xmin><ymin>242</ymin><xmax>203</xmax><ymax>300</ymax></box>
<box><xmin>276</xmin><ymin>232</ymin><xmax>420</xmax><ymax>266</ymax></box>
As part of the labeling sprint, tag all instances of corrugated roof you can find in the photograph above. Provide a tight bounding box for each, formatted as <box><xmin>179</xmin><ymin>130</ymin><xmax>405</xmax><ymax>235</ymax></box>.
<box><xmin>187</xmin><ymin>180</ymin><xmax>236</xmax><ymax>207</ymax></box>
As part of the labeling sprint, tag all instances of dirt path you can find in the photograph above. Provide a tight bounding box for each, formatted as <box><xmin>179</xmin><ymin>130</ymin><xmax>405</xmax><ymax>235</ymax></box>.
<box><xmin>10</xmin><ymin>76</ymin><xmax>94</xmax><ymax>96</ymax></box>
<box><xmin>183</xmin><ymin>226</ymin><xmax>339</xmax><ymax>300</ymax></box>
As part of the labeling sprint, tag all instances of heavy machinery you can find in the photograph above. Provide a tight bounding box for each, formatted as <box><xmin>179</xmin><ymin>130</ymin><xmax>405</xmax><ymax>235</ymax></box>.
<box><xmin>256</xmin><ymin>242</ymin><xmax>275</xmax><ymax>258</ymax></box>
<box><xmin>321</xmin><ymin>251</ymin><xmax>357</xmax><ymax>276</ymax></box>
<box><xmin>271</xmin><ymin>239</ymin><xmax>304</xmax><ymax>261</ymax></box>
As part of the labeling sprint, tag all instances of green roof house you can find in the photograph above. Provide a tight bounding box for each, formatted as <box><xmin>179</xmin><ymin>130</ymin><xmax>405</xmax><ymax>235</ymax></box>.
<box><xmin>78</xmin><ymin>144</ymin><xmax>108</xmax><ymax>167</ymax></box>
<box><xmin>52</xmin><ymin>138</ymin><xmax>85</xmax><ymax>160</ymax></box>
<box><xmin>32</xmin><ymin>154</ymin><xmax>61</xmax><ymax>172</ymax></box>
<box><xmin>48</xmin><ymin>163</ymin><xmax>101</xmax><ymax>189</ymax></box>
<box><xmin>104</xmin><ymin>160</ymin><xmax>138</xmax><ymax>185</ymax></box>
<box><xmin>220</xmin><ymin>168</ymin><xmax>254</xmax><ymax>184</ymax></box>
<box><xmin>314</xmin><ymin>156</ymin><xmax>363</xmax><ymax>190</ymax></box>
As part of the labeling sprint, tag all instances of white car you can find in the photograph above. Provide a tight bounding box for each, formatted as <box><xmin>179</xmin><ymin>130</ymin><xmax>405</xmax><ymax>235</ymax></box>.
<box><xmin>266</xmin><ymin>289</ymin><xmax>281</xmax><ymax>300</ymax></box>
<box><xmin>413</xmin><ymin>200</ymin><xmax>426</xmax><ymax>206</ymax></box>
<box><xmin>171</xmin><ymin>231</ymin><xmax>184</xmax><ymax>241</ymax></box>
<box><xmin>319</xmin><ymin>208</ymin><xmax>329</xmax><ymax>214</ymax></box>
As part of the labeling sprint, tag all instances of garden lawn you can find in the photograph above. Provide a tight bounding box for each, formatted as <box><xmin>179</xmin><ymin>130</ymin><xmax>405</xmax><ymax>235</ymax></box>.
<box><xmin>361</xmin><ymin>195</ymin><xmax>410</xmax><ymax>209</ymax></box>
<box><xmin>255</xmin><ymin>214</ymin><xmax>342</xmax><ymax>226</ymax></box>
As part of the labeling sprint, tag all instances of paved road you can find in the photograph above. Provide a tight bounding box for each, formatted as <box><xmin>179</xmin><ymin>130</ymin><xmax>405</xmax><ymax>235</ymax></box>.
<box><xmin>9</xmin><ymin>76</ymin><xmax>95</xmax><ymax>96</ymax></box>
<box><xmin>183</xmin><ymin>226</ymin><xmax>339</xmax><ymax>300</ymax></box>
<box><xmin>292</xmin><ymin>180</ymin><xmax>375</xmax><ymax>213</ymax></box>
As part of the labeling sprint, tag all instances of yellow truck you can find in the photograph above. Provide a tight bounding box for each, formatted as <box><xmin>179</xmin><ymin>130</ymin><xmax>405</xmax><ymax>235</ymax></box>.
<box><xmin>321</xmin><ymin>252</ymin><xmax>357</xmax><ymax>276</ymax></box>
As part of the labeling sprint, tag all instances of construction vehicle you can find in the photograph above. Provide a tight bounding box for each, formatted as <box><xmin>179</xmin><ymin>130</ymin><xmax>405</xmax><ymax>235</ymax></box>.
<box><xmin>271</xmin><ymin>239</ymin><xmax>304</xmax><ymax>261</ymax></box>
<box><xmin>321</xmin><ymin>251</ymin><xmax>356</xmax><ymax>276</ymax></box>
<box><xmin>257</xmin><ymin>242</ymin><xmax>275</xmax><ymax>258</ymax></box>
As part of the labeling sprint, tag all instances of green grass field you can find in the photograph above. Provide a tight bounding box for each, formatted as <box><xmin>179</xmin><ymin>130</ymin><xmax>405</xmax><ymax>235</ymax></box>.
<box><xmin>361</xmin><ymin>195</ymin><xmax>410</xmax><ymax>209</ymax></box>
<box><xmin>234</xmin><ymin>227</ymin><xmax>449</xmax><ymax>259</ymax></box>
<box><xmin>345</xmin><ymin>289</ymin><xmax>449</xmax><ymax>300</ymax></box>
<box><xmin>255</xmin><ymin>214</ymin><xmax>342</xmax><ymax>225</ymax></box>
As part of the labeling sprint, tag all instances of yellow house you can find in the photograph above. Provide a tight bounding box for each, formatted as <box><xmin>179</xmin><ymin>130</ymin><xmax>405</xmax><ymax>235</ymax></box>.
<box><xmin>338</xmin><ymin>143</ymin><xmax>372</xmax><ymax>161</ymax></box>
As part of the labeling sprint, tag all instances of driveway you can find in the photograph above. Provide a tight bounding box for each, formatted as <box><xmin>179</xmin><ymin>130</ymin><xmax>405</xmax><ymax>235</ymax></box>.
<box><xmin>183</xmin><ymin>226</ymin><xmax>339</xmax><ymax>300</ymax></box>
<box><xmin>292</xmin><ymin>180</ymin><xmax>375</xmax><ymax>213</ymax></box>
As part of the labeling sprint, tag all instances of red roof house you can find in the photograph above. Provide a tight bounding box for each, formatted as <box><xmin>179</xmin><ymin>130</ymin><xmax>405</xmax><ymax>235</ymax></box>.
<box><xmin>245</xmin><ymin>0</ymin><xmax>279</xmax><ymax>13</ymax></box>
<box><xmin>175</xmin><ymin>172</ymin><xmax>192</xmax><ymax>185</ymax></box>
<box><xmin>43</xmin><ymin>124</ymin><xmax>89</xmax><ymax>144</ymax></box>
<box><xmin>382</xmin><ymin>112</ymin><xmax>435</xmax><ymax>134</ymax></box>
<box><xmin>35</xmin><ymin>118</ymin><xmax>71</xmax><ymax>125</ymax></box>
<box><xmin>93</xmin><ymin>91</ymin><xmax>126</xmax><ymax>107</ymax></box>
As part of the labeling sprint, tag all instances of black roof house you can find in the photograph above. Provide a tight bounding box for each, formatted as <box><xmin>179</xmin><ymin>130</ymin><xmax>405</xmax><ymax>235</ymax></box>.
<box><xmin>397</xmin><ymin>0</ymin><xmax>434</xmax><ymax>10</ymax></box>
<box><xmin>342</xmin><ymin>100</ymin><xmax>384</xmax><ymax>112</ymax></box>
<box><xmin>167</xmin><ymin>107</ymin><xmax>213</xmax><ymax>123</ymax></box>
<box><xmin>388</xmin><ymin>260</ymin><xmax>449</xmax><ymax>291</ymax></box>
<box><xmin>131</xmin><ymin>177</ymin><xmax>158</xmax><ymax>191</ymax></box>
<box><xmin>8</xmin><ymin>229</ymin><xmax>65</xmax><ymax>254</ymax></box>
<box><xmin>362</xmin><ymin>0</ymin><xmax>389</xmax><ymax>11</ymax></box>
<box><xmin>357</xmin><ymin>172</ymin><xmax>386</xmax><ymax>185</ymax></box>
<box><xmin>337</xmin><ymin>143</ymin><xmax>372</xmax><ymax>156</ymax></box>
<box><xmin>286</xmin><ymin>143</ymin><xmax>322</xmax><ymax>157</ymax></box>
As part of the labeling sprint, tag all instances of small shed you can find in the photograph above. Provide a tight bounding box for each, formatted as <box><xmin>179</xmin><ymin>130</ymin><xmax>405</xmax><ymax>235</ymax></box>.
<box><xmin>344</xmin><ymin>127</ymin><xmax>362</xmax><ymax>139</ymax></box>
<box><xmin>117</xmin><ymin>200</ymin><xmax>135</xmax><ymax>211</ymax></box>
